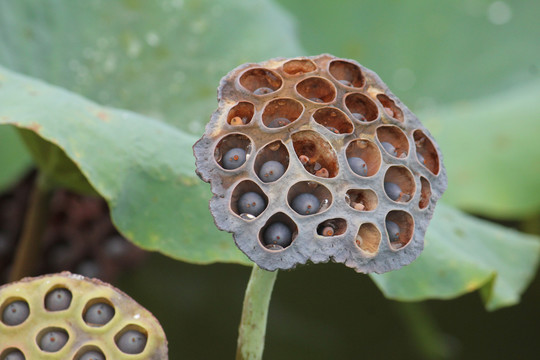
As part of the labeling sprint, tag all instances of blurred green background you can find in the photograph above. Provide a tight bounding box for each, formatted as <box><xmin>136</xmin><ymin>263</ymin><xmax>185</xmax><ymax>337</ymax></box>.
<box><xmin>0</xmin><ymin>0</ymin><xmax>539</xmax><ymax>359</ymax></box>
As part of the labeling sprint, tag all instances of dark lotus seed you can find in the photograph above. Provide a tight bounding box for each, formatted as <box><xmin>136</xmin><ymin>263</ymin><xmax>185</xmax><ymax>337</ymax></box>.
<box><xmin>4</xmin><ymin>349</ymin><xmax>25</xmax><ymax>360</ymax></box>
<box><xmin>259</xmin><ymin>160</ymin><xmax>285</xmax><ymax>182</ymax></box>
<box><xmin>347</xmin><ymin>156</ymin><xmax>367</xmax><ymax>176</ymax></box>
<box><xmin>386</xmin><ymin>220</ymin><xmax>401</xmax><ymax>243</ymax></box>
<box><xmin>78</xmin><ymin>350</ymin><xmax>105</xmax><ymax>360</ymax></box>
<box><xmin>267</xmin><ymin>117</ymin><xmax>291</xmax><ymax>128</ymax></box>
<box><xmin>2</xmin><ymin>300</ymin><xmax>29</xmax><ymax>326</ymax></box>
<box><xmin>39</xmin><ymin>330</ymin><xmax>68</xmax><ymax>352</ymax></box>
<box><xmin>263</xmin><ymin>222</ymin><xmax>292</xmax><ymax>248</ymax></box>
<box><xmin>238</xmin><ymin>192</ymin><xmax>266</xmax><ymax>217</ymax></box>
<box><xmin>381</xmin><ymin>141</ymin><xmax>398</xmax><ymax>156</ymax></box>
<box><xmin>253</xmin><ymin>87</ymin><xmax>273</xmax><ymax>95</ymax></box>
<box><xmin>45</xmin><ymin>288</ymin><xmax>72</xmax><ymax>311</ymax></box>
<box><xmin>116</xmin><ymin>330</ymin><xmax>147</xmax><ymax>354</ymax></box>
<box><xmin>222</xmin><ymin>148</ymin><xmax>246</xmax><ymax>170</ymax></box>
<box><xmin>291</xmin><ymin>193</ymin><xmax>320</xmax><ymax>215</ymax></box>
<box><xmin>84</xmin><ymin>303</ymin><xmax>115</xmax><ymax>325</ymax></box>
<box><xmin>384</xmin><ymin>182</ymin><xmax>402</xmax><ymax>201</ymax></box>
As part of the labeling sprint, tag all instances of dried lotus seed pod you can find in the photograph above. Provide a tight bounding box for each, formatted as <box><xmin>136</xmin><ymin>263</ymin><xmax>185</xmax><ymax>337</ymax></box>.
<box><xmin>194</xmin><ymin>54</ymin><xmax>447</xmax><ymax>273</ymax></box>
<box><xmin>0</xmin><ymin>272</ymin><xmax>167</xmax><ymax>359</ymax></box>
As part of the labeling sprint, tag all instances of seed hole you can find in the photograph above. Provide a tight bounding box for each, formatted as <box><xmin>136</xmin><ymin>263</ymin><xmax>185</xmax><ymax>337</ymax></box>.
<box><xmin>73</xmin><ymin>345</ymin><xmax>105</xmax><ymax>360</ymax></box>
<box><xmin>355</xmin><ymin>223</ymin><xmax>381</xmax><ymax>255</ymax></box>
<box><xmin>383</xmin><ymin>166</ymin><xmax>416</xmax><ymax>203</ymax></box>
<box><xmin>345</xmin><ymin>189</ymin><xmax>378</xmax><ymax>211</ymax></box>
<box><xmin>1</xmin><ymin>348</ymin><xmax>25</xmax><ymax>360</ymax></box>
<box><xmin>377</xmin><ymin>94</ymin><xmax>404</xmax><ymax>122</ymax></box>
<box><xmin>227</xmin><ymin>102</ymin><xmax>254</xmax><ymax>126</ymax></box>
<box><xmin>262</xmin><ymin>98</ymin><xmax>303</xmax><ymax>128</ymax></box>
<box><xmin>329</xmin><ymin>60</ymin><xmax>364</xmax><ymax>88</ymax></box>
<box><xmin>259</xmin><ymin>213</ymin><xmax>298</xmax><ymax>251</ymax></box>
<box><xmin>317</xmin><ymin>218</ymin><xmax>347</xmax><ymax>237</ymax></box>
<box><xmin>239</xmin><ymin>68</ymin><xmax>282</xmax><ymax>95</ymax></box>
<box><xmin>292</xmin><ymin>131</ymin><xmax>339</xmax><ymax>178</ymax></box>
<box><xmin>1</xmin><ymin>298</ymin><xmax>29</xmax><ymax>326</ymax></box>
<box><xmin>230</xmin><ymin>180</ymin><xmax>268</xmax><ymax>220</ymax></box>
<box><xmin>115</xmin><ymin>324</ymin><xmax>148</xmax><ymax>355</ymax></box>
<box><xmin>214</xmin><ymin>133</ymin><xmax>252</xmax><ymax>170</ymax></box>
<box><xmin>37</xmin><ymin>327</ymin><xmax>69</xmax><ymax>353</ymax></box>
<box><xmin>287</xmin><ymin>181</ymin><xmax>332</xmax><ymax>216</ymax></box>
<box><xmin>345</xmin><ymin>93</ymin><xmax>379</xmax><ymax>122</ymax></box>
<box><xmin>283</xmin><ymin>59</ymin><xmax>317</xmax><ymax>75</ymax></box>
<box><xmin>44</xmin><ymin>286</ymin><xmax>72</xmax><ymax>312</ymax></box>
<box><xmin>385</xmin><ymin>210</ymin><xmax>414</xmax><ymax>249</ymax></box>
<box><xmin>313</xmin><ymin>107</ymin><xmax>353</xmax><ymax>134</ymax></box>
<box><xmin>376</xmin><ymin>125</ymin><xmax>409</xmax><ymax>158</ymax></box>
<box><xmin>82</xmin><ymin>298</ymin><xmax>115</xmax><ymax>327</ymax></box>
<box><xmin>296</xmin><ymin>77</ymin><xmax>336</xmax><ymax>103</ymax></box>
<box><xmin>345</xmin><ymin>139</ymin><xmax>381</xmax><ymax>177</ymax></box>
<box><xmin>413</xmin><ymin>130</ymin><xmax>440</xmax><ymax>175</ymax></box>
<box><xmin>419</xmin><ymin>177</ymin><xmax>432</xmax><ymax>210</ymax></box>
<box><xmin>254</xmin><ymin>141</ymin><xmax>289</xmax><ymax>183</ymax></box>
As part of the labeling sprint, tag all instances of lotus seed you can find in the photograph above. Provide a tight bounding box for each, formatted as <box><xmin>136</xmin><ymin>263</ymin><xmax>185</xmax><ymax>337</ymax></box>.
<box><xmin>78</xmin><ymin>350</ymin><xmax>105</xmax><ymax>360</ymax></box>
<box><xmin>45</xmin><ymin>288</ymin><xmax>72</xmax><ymax>311</ymax></box>
<box><xmin>222</xmin><ymin>148</ymin><xmax>246</xmax><ymax>169</ymax></box>
<box><xmin>116</xmin><ymin>330</ymin><xmax>147</xmax><ymax>354</ymax></box>
<box><xmin>386</xmin><ymin>220</ymin><xmax>401</xmax><ymax>243</ymax></box>
<box><xmin>381</xmin><ymin>141</ymin><xmax>398</xmax><ymax>156</ymax></box>
<box><xmin>253</xmin><ymin>87</ymin><xmax>273</xmax><ymax>95</ymax></box>
<box><xmin>347</xmin><ymin>156</ymin><xmax>367</xmax><ymax>176</ymax></box>
<box><xmin>263</xmin><ymin>222</ymin><xmax>292</xmax><ymax>248</ymax></box>
<box><xmin>238</xmin><ymin>192</ymin><xmax>266</xmax><ymax>217</ymax></box>
<box><xmin>2</xmin><ymin>300</ymin><xmax>29</xmax><ymax>326</ymax></box>
<box><xmin>384</xmin><ymin>182</ymin><xmax>402</xmax><ymax>201</ymax></box>
<box><xmin>39</xmin><ymin>329</ymin><xmax>68</xmax><ymax>352</ymax></box>
<box><xmin>291</xmin><ymin>193</ymin><xmax>320</xmax><ymax>215</ymax></box>
<box><xmin>267</xmin><ymin>117</ymin><xmax>291</xmax><ymax>128</ymax></box>
<box><xmin>4</xmin><ymin>349</ymin><xmax>25</xmax><ymax>360</ymax></box>
<box><xmin>84</xmin><ymin>302</ymin><xmax>115</xmax><ymax>325</ymax></box>
<box><xmin>259</xmin><ymin>160</ymin><xmax>285</xmax><ymax>182</ymax></box>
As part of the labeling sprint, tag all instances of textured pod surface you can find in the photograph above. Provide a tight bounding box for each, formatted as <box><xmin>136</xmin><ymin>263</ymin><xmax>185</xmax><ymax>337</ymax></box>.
<box><xmin>194</xmin><ymin>54</ymin><xmax>447</xmax><ymax>273</ymax></box>
<box><xmin>0</xmin><ymin>272</ymin><xmax>167</xmax><ymax>359</ymax></box>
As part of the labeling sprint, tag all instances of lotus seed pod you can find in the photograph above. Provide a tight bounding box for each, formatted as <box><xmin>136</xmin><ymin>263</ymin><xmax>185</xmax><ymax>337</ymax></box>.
<box><xmin>194</xmin><ymin>54</ymin><xmax>447</xmax><ymax>273</ymax></box>
<box><xmin>2</xmin><ymin>300</ymin><xmax>30</xmax><ymax>326</ymax></box>
<box><xmin>0</xmin><ymin>272</ymin><xmax>167</xmax><ymax>359</ymax></box>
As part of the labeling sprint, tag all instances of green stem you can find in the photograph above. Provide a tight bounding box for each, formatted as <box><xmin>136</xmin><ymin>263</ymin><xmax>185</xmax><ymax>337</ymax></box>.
<box><xmin>9</xmin><ymin>172</ymin><xmax>53</xmax><ymax>282</ymax></box>
<box><xmin>236</xmin><ymin>264</ymin><xmax>278</xmax><ymax>360</ymax></box>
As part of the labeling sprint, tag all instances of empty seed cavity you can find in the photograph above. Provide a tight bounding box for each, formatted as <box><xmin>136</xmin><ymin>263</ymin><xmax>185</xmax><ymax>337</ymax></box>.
<box><xmin>38</xmin><ymin>327</ymin><xmax>69</xmax><ymax>352</ymax></box>
<box><xmin>287</xmin><ymin>181</ymin><xmax>332</xmax><ymax>216</ymax></box>
<box><xmin>345</xmin><ymin>93</ymin><xmax>379</xmax><ymax>122</ymax></box>
<box><xmin>385</xmin><ymin>211</ymin><xmax>414</xmax><ymax>249</ymax></box>
<box><xmin>355</xmin><ymin>223</ymin><xmax>381</xmax><ymax>255</ymax></box>
<box><xmin>214</xmin><ymin>133</ymin><xmax>252</xmax><ymax>170</ymax></box>
<box><xmin>383</xmin><ymin>166</ymin><xmax>416</xmax><ymax>203</ymax></box>
<box><xmin>231</xmin><ymin>181</ymin><xmax>268</xmax><ymax>219</ymax></box>
<box><xmin>115</xmin><ymin>325</ymin><xmax>148</xmax><ymax>355</ymax></box>
<box><xmin>1</xmin><ymin>348</ymin><xmax>25</xmax><ymax>360</ymax></box>
<box><xmin>413</xmin><ymin>130</ymin><xmax>440</xmax><ymax>175</ymax></box>
<box><xmin>345</xmin><ymin>139</ymin><xmax>381</xmax><ymax>177</ymax></box>
<box><xmin>262</xmin><ymin>98</ymin><xmax>303</xmax><ymax>128</ymax></box>
<box><xmin>227</xmin><ymin>102</ymin><xmax>254</xmax><ymax>126</ymax></box>
<box><xmin>313</xmin><ymin>107</ymin><xmax>353</xmax><ymax>134</ymax></box>
<box><xmin>283</xmin><ymin>59</ymin><xmax>317</xmax><ymax>75</ymax></box>
<box><xmin>254</xmin><ymin>141</ymin><xmax>289</xmax><ymax>183</ymax></box>
<box><xmin>329</xmin><ymin>60</ymin><xmax>364</xmax><ymax>88</ymax></box>
<box><xmin>259</xmin><ymin>213</ymin><xmax>298</xmax><ymax>250</ymax></box>
<box><xmin>292</xmin><ymin>130</ymin><xmax>339</xmax><ymax>178</ymax></box>
<box><xmin>317</xmin><ymin>218</ymin><xmax>347</xmax><ymax>237</ymax></box>
<box><xmin>1</xmin><ymin>298</ymin><xmax>29</xmax><ymax>326</ymax></box>
<box><xmin>296</xmin><ymin>77</ymin><xmax>336</xmax><ymax>103</ymax></box>
<box><xmin>419</xmin><ymin>177</ymin><xmax>432</xmax><ymax>210</ymax></box>
<box><xmin>377</xmin><ymin>94</ymin><xmax>404</xmax><ymax>122</ymax></box>
<box><xmin>376</xmin><ymin>125</ymin><xmax>409</xmax><ymax>158</ymax></box>
<box><xmin>45</xmin><ymin>287</ymin><xmax>72</xmax><ymax>311</ymax></box>
<box><xmin>345</xmin><ymin>189</ymin><xmax>378</xmax><ymax>211</ymax></box>
<box><xmin>83</xmin><ymin>299</ymin><xmax>115</xmax><ymax>326</ymax></box>
<box><xmin>239</xmin><ymin>68</ymin><xmax>282</xmax><ymax>95</ymax></box>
